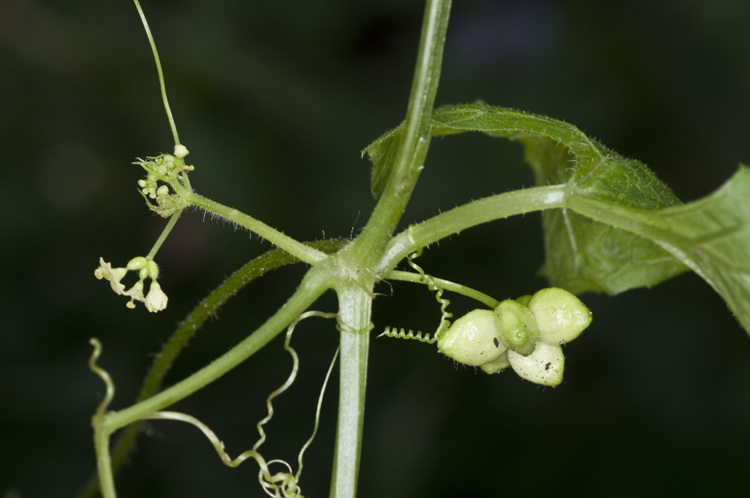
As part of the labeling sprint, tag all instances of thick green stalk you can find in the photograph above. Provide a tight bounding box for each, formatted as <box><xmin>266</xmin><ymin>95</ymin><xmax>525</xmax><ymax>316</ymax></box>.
<box><xmin>93</xmin><ymin>423</ymin><xmax>116</xmax><ymax>498</ymax></box>
<box><xmin>328</xmin><ymin>1</ymin><xmax>452</xmax><ymax>496</ymax></box>
<box><xmin>330</xmin><ymin>286</ymin><xmax>372</xmax><ymax>498</ymax></box>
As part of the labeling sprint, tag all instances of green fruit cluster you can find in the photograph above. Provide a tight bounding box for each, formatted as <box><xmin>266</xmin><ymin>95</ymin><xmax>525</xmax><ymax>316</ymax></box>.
<box><xmin>437</xmin><ymin>288</ymin><xmax>592</xmax><ymax>386</ymax></box>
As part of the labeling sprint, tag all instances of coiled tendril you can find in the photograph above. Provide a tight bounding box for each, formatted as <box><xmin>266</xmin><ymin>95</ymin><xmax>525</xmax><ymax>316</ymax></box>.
<box><xmin>379</xmin><ymin>248</ymin><xmax>453</xmax><ymax>343</ymax></box>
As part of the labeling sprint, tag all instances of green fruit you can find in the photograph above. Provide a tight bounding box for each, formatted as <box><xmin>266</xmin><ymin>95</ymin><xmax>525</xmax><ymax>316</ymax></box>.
<box><xmin>494</xmin><ymin>299</ymin><xmax>539</xmax><ymax>356</ymax></box>
<box><xmin>515</xmin><ymin>294</ymin><xmax>532</xmax><ymax>306</ymax></box>
<box><xmin>528</xmin><ymin>287</ymin><xmax>592</xmax><ymax>344</ymax></box>
<box><xmin>508</xmin><ymin>342</ymin><xmax>565</xmax><ymax>386</ymax></box>
<box><xmin>479</xmin><ymin>352</ymin><xmax>510</xmax><ymax>374</ymax></box>
<box><xmin>438</xmin><ymin>309</ymin><xmax>506</xmax><ymax>366</ymax></box>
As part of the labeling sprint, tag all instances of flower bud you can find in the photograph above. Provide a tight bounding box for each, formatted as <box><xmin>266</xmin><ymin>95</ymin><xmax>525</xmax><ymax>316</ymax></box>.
<box><xmin>144</xmin><ymin>280</ymin><xmax>168</xmax><ymax>312</ymax></box>
<box><xmin>174</xmin><ymin>144</ymin><xmax>189</xmax><ymax>159</ymax></box>
<box><xmin>126</xmin><ymin>257</ymin><xmax>148</xmax><ymax>271</ymax></box>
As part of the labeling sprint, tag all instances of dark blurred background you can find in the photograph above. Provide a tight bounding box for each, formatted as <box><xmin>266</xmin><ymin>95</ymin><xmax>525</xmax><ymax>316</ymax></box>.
<box><xmin>2</xmin><ymin>0</ymin><xmax>749</xmax><ymax>496</ymax></box>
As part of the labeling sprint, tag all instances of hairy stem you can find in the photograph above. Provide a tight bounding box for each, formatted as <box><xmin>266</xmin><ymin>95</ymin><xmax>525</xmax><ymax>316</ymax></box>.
<box><xmin>79</xmin><ymin>241</ymin><xmax>345</xmax><ymax>498</ymax></box>
<box><xmin>182</xmin><ymin>189</ymin><xmax>327</xmax><ymax>264</ymax></box>
<box><xmin>349</xmin><ymin>0</ymin><xmax>453</xmax><ymax>268</ymax></box>
<box><xmin>387</xmin><ymin>270</ymin><xmax>500</xmax><ymax>309</ymax></box>
<box><xmin>93</xmin><ymin>266</ymin><xmax>331</xmax><ymax>449</ymax></box>
<box><xmin>377</xmin><ymin>184</ymin><xmax>567</xmax><ymax>275</ymax></box>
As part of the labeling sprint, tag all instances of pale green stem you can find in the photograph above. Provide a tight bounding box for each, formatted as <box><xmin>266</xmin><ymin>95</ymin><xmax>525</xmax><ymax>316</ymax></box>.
<box><xmin>377</xmin><ymin>184</ymin><xmax>567</xmax><ymax>275</ymax></box>
<box><xmin>349</xmin><ymin>0</ymin><xmax>452</xmax><ymax>267</ymax></box>
<box><xmin>94</xmin><ymin>266</ymin><xmax>330</xmax><ymax>434</ymax></box>
<box><xmin>330</xmin><ymin>286</ymin><xmax>372</xmax><ymax>498</ymax></box>
<box><xmin>387</xmin><ymin>269</ymin><xmax>500</xmax><ymax>309</ymax></box>
<box><xmin>93</xmin><ymin>424</ymin><xmax>116</xmax><ymax>498</ymax></box>
<box><xmin>180</xmin><ymin>189</ymin><xmax>328</xmax><ymax>264</ymax></box>
<box><xmin>328</xmin><ymin>2</ymin><xmax>452</xmax><ymax>496</ymax></box>
<box><xmin>146</xmin><ymin>209</ymin><xmax>182</xmax><ymax>260</ymax></box>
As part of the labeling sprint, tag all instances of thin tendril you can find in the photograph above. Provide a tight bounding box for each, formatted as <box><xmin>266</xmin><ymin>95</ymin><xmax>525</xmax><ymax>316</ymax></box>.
<box><xmin>296</xmin><ymin>346</ymin><xmax>339</xmax><ymax>480</ymax></box>
<box><xmin>132</xmin><ymin>0</ymin><xmax>181</xmax><ymax>146</ymax></box>
<box><xmin>89</xmin><ymin>338</ymin><xmax>115</xmax><ymax>417</ymax></box>
<box><xmin>141</xmin><ymin>311</ymin><xmax>338</xmax><ymax>498</ymax></box>
<box><xmin>407</xmin><ymin>249</ymin><xmax>453</xmax><ymax>338</ymax></box>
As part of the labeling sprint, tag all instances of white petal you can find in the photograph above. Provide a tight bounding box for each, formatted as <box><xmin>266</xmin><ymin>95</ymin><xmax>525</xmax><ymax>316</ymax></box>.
<box><xmin>95</xmin><ymin>258</ymin><xmax>128</xmax><ymax>295</ymax></box>
<box><xmin>124</xmin><ymin>280</ymin><xmax>145</xmax><ymax>302</ymax></box>
<box><xmin>144</xmin><ymin>281</ymin><xmax>168</xmax><ymax>312</ymax></box>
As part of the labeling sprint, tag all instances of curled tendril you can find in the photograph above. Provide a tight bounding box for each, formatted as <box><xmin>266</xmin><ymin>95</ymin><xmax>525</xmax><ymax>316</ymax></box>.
<box><xmin>140</xmin><ymin>311</ymin><xmax>338</xmax><ymax>498</ymax></box>
<box><xmin>379</xmin><ymin>248</ymin><xmax>453</xmax><ymax>344</ymax></box>
<box><xmin>407</xmin><ymin>249</ymin><xmax>453</xmax><ymax>338</ymax></box>
<box><xmin>88</xmin><ymin>338</ymin><xmax>115</xmax><ymax>417</ymax></box>
<box><xmin>144</xmin><ymin>411</ymin><xmax>301</xmax><ymax>497</ymax></box>
<box><xmin>379</xmin><ymin>326</ymin><xmax>436</xmax><ymax>344</ymax></box>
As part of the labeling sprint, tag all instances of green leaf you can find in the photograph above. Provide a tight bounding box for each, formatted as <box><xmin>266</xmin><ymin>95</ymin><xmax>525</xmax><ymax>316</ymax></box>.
<box><xmin>368</xmin><ymin>103</ymin><xmax>750</xmax><ymax>334</ymax></box>
<box><xmin>366</xmin><ymin>103</ymin><xmax>687</xmax><ymax>294</ymax></box>
<box><xmin>428</xmin><ymin>103</ymin><xmax>688</xmax><ymax>294</ymax></box>
<box><xmin>570</xmin><ymin>166</ymin><xmax>750</xmax><ymax>335</ymax></box>
<box><xmin>519</xmin><ymin>135</ymin><xmax>687</xmax><ymax>294</ymax></box>
<box><xmin>362</xmin><ymin>125</ymin><xmax>402</xmax><ymax>199</ymax></box>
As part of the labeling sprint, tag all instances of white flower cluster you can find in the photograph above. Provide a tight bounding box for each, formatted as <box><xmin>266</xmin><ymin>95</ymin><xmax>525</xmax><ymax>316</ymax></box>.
<box><xmin>437</xmin><ymin>288</ymin><xmax>592</xmax><ymax>386</ymax></box>
<box><xmin>134</xmin><ymin>147</ymin><xmax>193</xmax><ymax>217</ymax></box>
<box><xmin>94</xmin><ymin>256</ymin><xmax>168</xmax><ymax>312</ymax></box>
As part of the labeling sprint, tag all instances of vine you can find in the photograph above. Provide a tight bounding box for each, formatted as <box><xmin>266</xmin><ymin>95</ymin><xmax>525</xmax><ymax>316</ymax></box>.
<box><xmin>89</xmin><ymin>312</ymin><xmax>339</xmax><ymax>498</ymax></box>
<box><xmin>84</xmin><ymin>0</ymin><xmax>749</xmax><ymax>496</ymax></box>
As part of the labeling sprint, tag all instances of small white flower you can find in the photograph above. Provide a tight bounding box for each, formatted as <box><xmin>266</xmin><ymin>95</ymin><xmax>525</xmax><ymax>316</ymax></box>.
<box><xmin>94</xmin><ymin>258</ymin><xmax>128</xmax><ymax>295</ymax></box>
<box><xmin>123</xmin><ymin>280</ymin><xmax>145</xmax><ymax>309</ymax></box>
<box><xmin>96</xmin><ymin>256</ymin><xmax>169</xmax><ymax>312</ymax></box>
<box><xmin>144</xmin><ymin>280</ymin><xmax>168</xmax><ymax>312</ymax></box>
<box><xmin>174</xmin><ymin>144</ymin><xmax>189</xmax><ymax>159</ymax></box>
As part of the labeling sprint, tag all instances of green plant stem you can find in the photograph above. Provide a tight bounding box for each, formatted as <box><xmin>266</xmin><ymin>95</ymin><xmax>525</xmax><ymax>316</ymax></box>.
<box><xmin>93</xmin><ymin>423</ymin><xmax>116</xmax><ymax>498</ymax></box>
<box><xmin>92</xmin><ymin>265</ymin><xmax>332</xmax><ymax>482</ymax></box>
<box><xmin>181</xmin><ymin>189</ymin><xmax>327</xmax><ymax>264</ymax></box>
<box><xmin>146</xmin><ymin>209</ymin><xmax>182</xmax><ymax>260</ymax></box>
<box><xmin>330</xmin><ymin>286</ymin><xmax>371</xmax><ymax>498</ymax></box>
<box><xmin>349</xmin><ymin>0</ymin><xmax>452</xmax><ymax>268</ymax></box>
<box><xmin>387</xmin><ymin>270</ymin><xmax>500</xmax><ymax>309</ymax></box>
<box><xmin>377</xmin><ymin>184</ymin><xmax>567</xmax><ymax>275</ymax></box>
<box><xmin>79</xmin><ymin>241</ymin><xmax>345</xmax><ymax>498</ymax></box>
<box><xmin>327</xmin><ymin>1</ymin><xmax>452</xmax><ymax>496</ymax></box>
